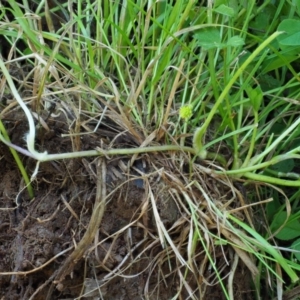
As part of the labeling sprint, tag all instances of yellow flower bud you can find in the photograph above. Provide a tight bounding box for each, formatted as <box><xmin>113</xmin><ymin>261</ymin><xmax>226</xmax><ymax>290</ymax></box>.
<box><xmin>179</xmin><ymin>105</ymin><xmax>192</xmax><ymax>120</ymax></box>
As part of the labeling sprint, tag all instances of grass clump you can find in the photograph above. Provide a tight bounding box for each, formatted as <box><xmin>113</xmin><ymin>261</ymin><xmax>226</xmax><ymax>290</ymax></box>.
<box><xmin>1</xmin><ymin>0</ymin><xmax>300</xmax><ymax>299</ymax></box>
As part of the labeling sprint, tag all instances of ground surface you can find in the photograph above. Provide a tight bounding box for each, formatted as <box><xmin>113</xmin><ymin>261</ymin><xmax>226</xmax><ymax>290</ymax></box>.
<box><xmin>0</xmin><ymin>108</ymin><xmax>255</xmax><ymax>299</ymax></box>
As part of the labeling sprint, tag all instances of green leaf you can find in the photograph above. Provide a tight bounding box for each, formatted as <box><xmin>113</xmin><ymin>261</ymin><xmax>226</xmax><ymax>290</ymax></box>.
<box><xmin>261</xmin><ymin>48</ymin><xmax>299</xmax><ymax>73</ymax></box>
<box><xmin>257</xmin><ymin>74</ymin><xmax>281</xmax><ymax>92</ymax></box>
<box><xmin>249</xmin><ymin>4</ymin><xmax>276</xmax><ymax>34</ymax></box>
<box><xmin>226</xmin><ymin>36</ymin><xmax>244</xmax><ymax>47</ymax></box>
<box><xmin>272</xmin><ymin>212</ymin><xmax>300</xmax><ymax>240</ymax></box>
<box><xmin>277</xmin><ymin>19</ymin><xmax>300</xmax><ymax>47</ymax></box>
<box><xmin>245</xmin><ymin>85</ymin><xmax>263</xmax><ymax>112</ymax></box>
<box><xmin>194</xmin><ymin>30</ymin><xmax>243</xmax><ymax>50</ymax></box>
<box><xmin>194</xmin><ymin>28</ymin><xmax>222</xmax><ymax>50</ymax></box>
<box><xmin>280</xmin><ymin>32</ymin><xmax>300</xmax><ymax>46</ymax></box>
<box><xmin>271</xmin><ymin>159</ymin><xmax>295</xmax><ymax>174</ymax></box>
<box><xmin>214</xmin><ymin>4</ymin><xmax>235</xmax><ymax>17</ymax></box>
<box><xmin>291</xmin><ymin>239</ymin><xmax>300</xmax><ymax>261</ymax></box>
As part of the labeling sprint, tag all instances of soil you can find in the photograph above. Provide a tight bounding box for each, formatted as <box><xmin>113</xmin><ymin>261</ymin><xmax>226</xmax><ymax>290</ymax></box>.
<box><xmin>0</xmin><ymin>107</ymin><xmax>256</xmax><ymax>299</ymax></box>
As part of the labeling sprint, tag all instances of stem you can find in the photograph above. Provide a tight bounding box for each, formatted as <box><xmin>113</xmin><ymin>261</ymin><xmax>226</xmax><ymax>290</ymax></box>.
<box><xmin>244</xmin><ymin>172</ymin><xmax>300</xmax><ymax>187</ymax></box>
<box><xmin>0</xmin><ymin>120</ymin><xmax>34</xmax><ymax>198</ymax></box>
<box><xmin>219</xmin><ymin>154</ymin><xmax>300</xmax><ymax>176</ymax></box>
<box><xmin>0</xmin><ymin>58</ymin><xmax>38</xmax><ymax>155</ymax></box>
<box><xmin>0</xmin><ymin>132</ymin><xmax>228</xmax><ymax>166</ymax></box>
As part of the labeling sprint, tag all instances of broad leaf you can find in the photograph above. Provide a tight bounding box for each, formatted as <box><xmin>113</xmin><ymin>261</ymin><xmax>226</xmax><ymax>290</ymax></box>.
<box><xmin>272</xmin><ymin>212</ymin><xmax>300</xmax><ymax>240</ymax></box>
<box><xmin>194</xmin><ymin>28</ymin><xmax>222</xmax><ymax>50</ymax></box>
<box><xmin>226</xmin><ymin>36</ymin><xmax>244</xmax><ymax>47</ymax></box>
<box><xmin>277</xmin><ymin>19</ymin><xmax>300</xmax><ymax>47</ymax></box>
<box><xmin>214</xmin><ymin>4</ymin><xmax>235</xmax><ymax>17</ymax></box>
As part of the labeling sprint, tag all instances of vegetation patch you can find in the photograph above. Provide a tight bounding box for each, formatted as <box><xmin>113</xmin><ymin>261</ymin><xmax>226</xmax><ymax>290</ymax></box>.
<box><xmin>1</xmin><ymin>0</ymin><xmax>300</xmax><ymax>299</ymax></box>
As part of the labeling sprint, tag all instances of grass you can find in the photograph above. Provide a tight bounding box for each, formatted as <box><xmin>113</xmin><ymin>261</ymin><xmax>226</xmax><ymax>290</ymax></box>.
<box><xmin>2</xmin><ymin>0</ymin><xmax>300</xmax><ymax>299</ymax></box>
